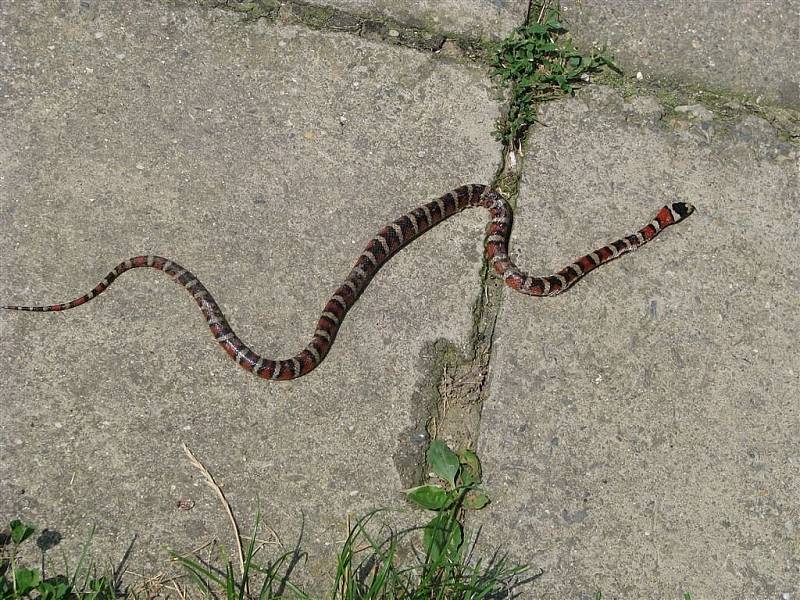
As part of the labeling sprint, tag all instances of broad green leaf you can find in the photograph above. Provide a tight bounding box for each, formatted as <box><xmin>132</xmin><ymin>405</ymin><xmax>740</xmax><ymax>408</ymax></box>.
<box><xmin>427</xmin><ymin>440</ymin><xmax>460</xmax><ymax>487</ymax></box>
<box><xmin>404</xmin><ymin>485</ymin><xmax>451</xmax><ymax>510</ymax></box>
<box><xmin>568</xmin><ymin>55</ymin><xmax>583</xmax><ymax>68</ymax></box>
<box><xmin>9</xmin><ymin>520</ymin><xmax>35</xmax><ymax>545</ymax></box>
<box><xmin>38</xmin><ymin>580</ymin><xmax>73</xmax><ymax>600</ymax></box>
<box><xmin>14</xmin><ymin>567</ymin><xmax>41</xmax><ymax>596</ymax></box>
<box><xmin>457</xmin><ymin>449</ymin><xmax>482</xmax><ymax>485</ymax></box>
<box><xmin>463</xmin><ymin>490</ymin><xmax>491</xmax><ymax>510</ymax></box>
<box><xmin>459</xmin><ymin>469</ymin><xmax>476</xmax><ymax>488</ymax></box>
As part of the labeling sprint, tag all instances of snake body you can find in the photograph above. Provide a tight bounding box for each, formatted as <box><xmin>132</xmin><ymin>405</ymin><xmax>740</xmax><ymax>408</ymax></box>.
<box><xmin>1</xmin><ymin>185</ymin><xmax>693</xmax><ymax>380</ymax></box>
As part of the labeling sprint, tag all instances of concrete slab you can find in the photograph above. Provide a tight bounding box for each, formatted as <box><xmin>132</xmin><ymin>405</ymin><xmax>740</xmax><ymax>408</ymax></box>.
<box><xmin>475</xmin><ymin>85</ymin><xmax>799</xmax><ymax>597</ymax></box>
<box><xmin>0</xmin><ymin>0</ymin><xmax>500</xmax><ymax>591</ymax></box>
<box><xmin>561</xmin><ymin>0</ymin><xmax>800</xmax><ymax>109</ymax></box>
<box><xmin>301</xmin><ymin>0</ymin><xmax>529</xmax><ymax>38</ymax></box>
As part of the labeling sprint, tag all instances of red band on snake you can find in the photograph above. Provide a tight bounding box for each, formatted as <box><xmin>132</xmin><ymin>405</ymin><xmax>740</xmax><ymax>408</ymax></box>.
<box><xmin>2</xmin><ymin>185</ymin><xmax>693</xmax><ymax>380</ymax></box>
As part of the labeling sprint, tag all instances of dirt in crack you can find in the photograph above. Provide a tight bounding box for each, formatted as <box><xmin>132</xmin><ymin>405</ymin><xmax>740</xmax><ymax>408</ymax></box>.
<box><xmin>392</xmin><ymin>275</ymin><xmax>501</xmax><ymax>490</ymax></box>
<box><xmin>429</xmin><ymin>275</ymin><xmax>504</xmax><ymax>453</ymax></box>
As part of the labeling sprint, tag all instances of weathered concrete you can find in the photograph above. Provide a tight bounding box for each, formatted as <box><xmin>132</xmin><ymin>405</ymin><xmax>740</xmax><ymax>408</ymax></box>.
<box><xmin>3</xmin><ymin>0</ymin><xmax>800</xmax><ymax>597</ymax></box>
<box><xmin>0</xmin><ymin>0</ymin><xmax>500</xmax><ymax>591</ymax></box>
<box><xmin>561</xmin><ymin>0</ymin><xmax>800</xmax><ymax>109</ymax></box>
<box><xmin>475</xmin><ymin>85</ymin><xmax>799</xmax><ymax>598</ymax></box>
<box><xmin>305</xmin><ymin>0</ymin><xmax>529</xmax><ymax>38</ymax></box>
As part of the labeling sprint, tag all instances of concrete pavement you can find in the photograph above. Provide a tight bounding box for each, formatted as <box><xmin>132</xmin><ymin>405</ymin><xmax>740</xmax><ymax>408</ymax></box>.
<box><xmin>1</xmin><ymin>0</ymin><xmax>797</xmax><ymax>597</ymax></box>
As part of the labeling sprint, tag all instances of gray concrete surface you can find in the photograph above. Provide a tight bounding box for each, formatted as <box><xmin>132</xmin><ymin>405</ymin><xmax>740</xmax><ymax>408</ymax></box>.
<box><xmin>2</xmin><ymin>0</ymin><xmax>800</xmax><ymax>598</ymax></box>
<box><xmin>561</xmin><ymin>0</ymin><xmax>800</xmax><ymax>109</ymax></box>
<box><xmin>302</xmin><ymin>0</ymin><xmax>529</xmax><ymax>38</ymax></box>
<box><xmin>475</xmin><ymin>86</ymin><xmax>799</xmax><ymax>598</ymax></box>
<box><xmin>0</xmin><ymin>0</ymin><xmax>499</xmax><ymax>591</ymax></box>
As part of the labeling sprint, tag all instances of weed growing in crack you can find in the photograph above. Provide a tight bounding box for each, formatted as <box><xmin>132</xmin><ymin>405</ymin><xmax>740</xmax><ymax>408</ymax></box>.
<box><xmin>404</xmin><ymin>441</ymin><xmax>490</xmax><ymax>566</ymax></box>
<box><xmin>490</xmin><ymin>7</ymin><xmax>618</xmax><ymax>149</ymax></box>
<box><xmin>173</xmin><ymin>441</ymin><xmax>529</xmax><ymax>597</ymax></box>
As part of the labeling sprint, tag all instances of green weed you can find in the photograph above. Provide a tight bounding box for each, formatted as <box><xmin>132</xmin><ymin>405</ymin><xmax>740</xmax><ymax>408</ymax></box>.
<box><xmin>3</xmin><ymin>445</ymin><xmax>527</xmax><ymax>598</ymax></box>
<box><xmin>490</xmin><ymin>6</ymin><xmax>617</xmax><ymax>148</ymax></box>
<box><xmin>171</xmin><ymin>441</ymin><xmax>528</xmax><ymax>598</ymax></box>
<box><xmin>403</xmin><ymin>441</ymin><xmax>490</xmax><ymax>566</ymax></box>
<box><xmin>331</xmin><ymin>510</ymin><xmax>527</xmax><ymax>599</ymax></box>
<box><xmin>0</xmin><ymin>520</ymin><xmax>115</xmax><ymax>600</ymax></box>
<box><xmin>171</xmin><ymin>511</ymin><xmax>308</xmax><ymax>599</ymax></box>
<box><xmin>333</xmin><ymin>439</ymin><xmax>529</xmax><ymax>596</ymax></box>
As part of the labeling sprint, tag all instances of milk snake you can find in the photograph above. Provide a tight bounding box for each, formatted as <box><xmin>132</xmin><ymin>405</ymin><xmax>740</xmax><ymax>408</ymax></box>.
<box><xmin>2</xmin><ymin>185</ymin><xmax>693</xmax><ymax>380</ymax></box>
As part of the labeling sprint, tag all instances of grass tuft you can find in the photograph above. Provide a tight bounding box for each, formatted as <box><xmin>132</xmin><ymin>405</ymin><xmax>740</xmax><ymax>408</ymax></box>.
<box><xmin>2</xmin><ymin>443</ymin><xmax>528</xmax><ymax>598</ymax></box>
<box><xmin>490</xmin><ymin>4</ymin><xmax>617</xmax><ymax>149</ymax></box>
<box><xmin>169</xmin><ymin>441</ymin><xmax>530</xmax><ymax>598</ymax></box>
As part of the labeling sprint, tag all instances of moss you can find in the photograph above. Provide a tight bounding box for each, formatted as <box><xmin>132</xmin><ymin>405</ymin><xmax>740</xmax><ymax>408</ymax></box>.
<box><xmin>194</xmin><ymin>0</ymin><xmax>279</xmax><ymax>19</ymax></box>
<box><xmin>596</xmin><ymin>71</ymin><xmax>800</xmax><ymax>141</ymax></box>
<box><xmin>293</xmin><ymin>4</ymin><xmax>340</xmax><ymax>28</ymax></box>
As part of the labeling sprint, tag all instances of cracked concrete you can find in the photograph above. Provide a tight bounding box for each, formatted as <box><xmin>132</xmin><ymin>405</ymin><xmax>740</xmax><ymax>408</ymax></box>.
<box><xmin>0</xmin><ymin>1</ymin><xmax>498</xmax><ymax>592</ymax></box>
<box><xmin>475</xmin><ymin>85</ymin><xmax>799</xmax><ymax>598</ymax></box>
<box><xmin>561</xmin><ymin>0</ymin><xmax>800</xmax><ymax>109</ymax></box>
<box><xmin>1</xmin><ymin>0</ymin><xmax>799</xmax><ymax>597</ymax></box>
<box><xmin>284</xmin><ymin>0</ymin><xmax>529</xmax><ymax>39</ymax></box>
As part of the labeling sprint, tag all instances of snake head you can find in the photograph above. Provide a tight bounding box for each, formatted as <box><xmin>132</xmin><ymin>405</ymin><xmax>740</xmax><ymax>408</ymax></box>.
<box><xmin>671</xmin><ymin>202</ymin><xmax>695</xmax><ymax>221</ymax></box>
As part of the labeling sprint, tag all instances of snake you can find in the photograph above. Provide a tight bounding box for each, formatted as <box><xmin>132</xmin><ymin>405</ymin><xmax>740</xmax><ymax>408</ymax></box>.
<box><xmin>1</xmin><ymin>184</ymin><xmax>693</xmax><ymax>380</ymax></box>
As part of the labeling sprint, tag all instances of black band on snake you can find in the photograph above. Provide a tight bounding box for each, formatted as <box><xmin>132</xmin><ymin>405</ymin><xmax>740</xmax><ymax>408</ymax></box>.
<box><xmin>1</xmin><ymin>184</ymin><xmax>693</xmax><ymax>380</ymax></box>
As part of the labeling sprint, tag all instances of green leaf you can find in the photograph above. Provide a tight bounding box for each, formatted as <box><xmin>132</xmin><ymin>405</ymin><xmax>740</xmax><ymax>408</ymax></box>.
<box><xmin>171</xmin><ymin>551</ymin><xmax>227</xmax><ymax>589</ymax></box>
<box><xmin>14</xmin><ymin>567</ymin><xmax>41</xmax><ymax>596</ymax></box>
<box><xmin>423</xmin><ymin>513</ymin><xmax>463</xmax><ymax>564</ymax></box>
<box><xmin>9</xmin><ymin>520</ymin><xmax>35</xmax><ymax>545</ymax></box>
<box><xmin>463</xmin><ymin>490</ymin><xmax>491</xmax><ymax>511</ymax></box>
<box><xmin>85</xmin><ymin>576</ymin><xmax>113</xmax><ymax>599</ymax></box>
<box><xmin>404</xmin><ymin>485</ymin><xmax>452</xmax><ymax>511</ymax></box>
<box><xmin>37</xmin><ymin>579</ymin><xmax>73</xmax><ymax>600</ymax></box>
<box><xmin>568</xmin><ymin>55</ymin><xmax>583</xmax><ymax>68</ymax></box>
<box><xmin>427</xmin><ymin>441</ymin><xmax>460</xmax><ymax>487</ymax></box>
<box><xmin>457</xmin><ymin>449</ymin><xmax>482</xmax><ymax>485</ymax></box>
<box><xmin>459</xmin><ymin>470</ymin><xmax>476</xmax><ymax>488</ymax></box>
